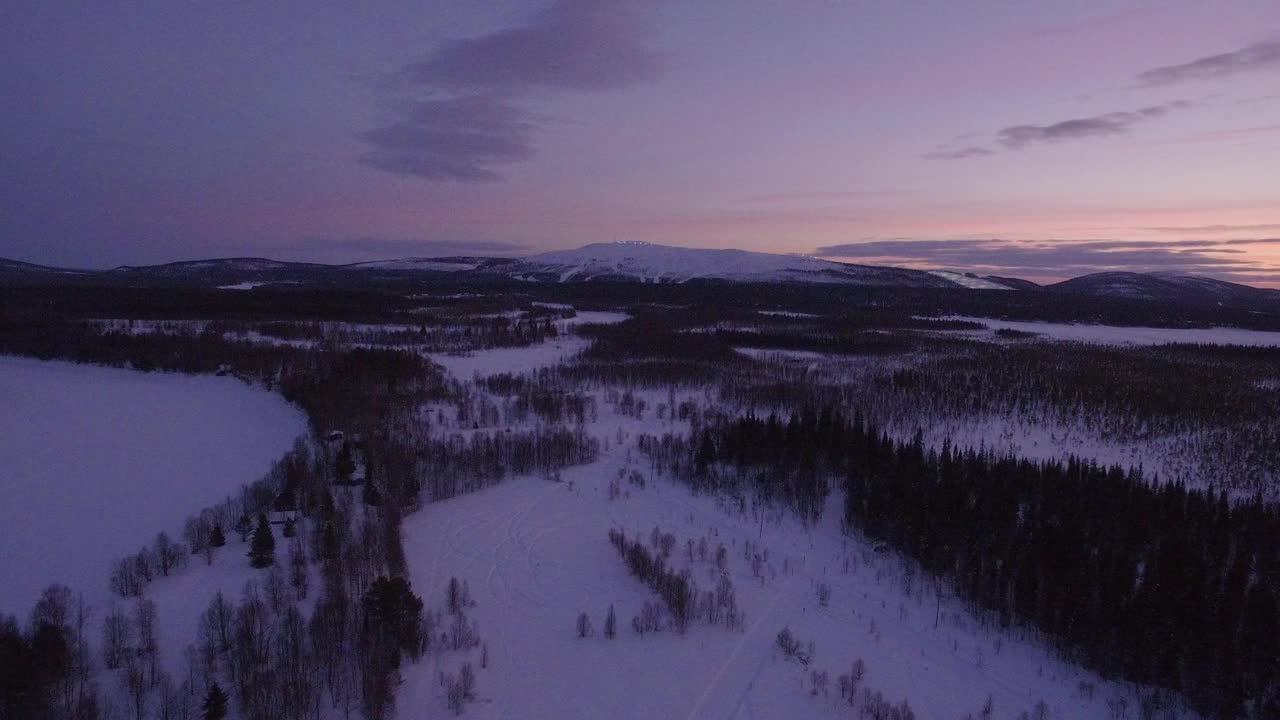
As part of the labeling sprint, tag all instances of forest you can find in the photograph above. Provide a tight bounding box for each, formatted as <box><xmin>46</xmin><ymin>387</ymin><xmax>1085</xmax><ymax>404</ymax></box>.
<box><xmin>653</xmin><ymin>410</ymin><xmax>1280</xmax><ymax>719</ymax></box>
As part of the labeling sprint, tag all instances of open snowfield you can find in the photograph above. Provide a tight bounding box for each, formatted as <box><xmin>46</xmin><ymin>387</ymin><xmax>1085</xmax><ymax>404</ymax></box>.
<box><xmin>388</xmin><ymin>348</ymin><xmax>1146</xmax><ymax>720</ymax></box>
<box><xmin>427</xmin><ymin>337</ymin><xmax>592</xmax><ymax>379</ymax></box>
<box><xmin>0</xmin><ymin>356</ymin><xmax>306</xmax><ymax>615</ymax></box>
<box><xmin>947</xmin><ymin>316</ymin><xmax>1280</xmax><ymax>346</ymax></box>
<box><xmin>396</xmin><ymin>420</ymin><xmax>1131</xmax><ymax>719</ymax></box>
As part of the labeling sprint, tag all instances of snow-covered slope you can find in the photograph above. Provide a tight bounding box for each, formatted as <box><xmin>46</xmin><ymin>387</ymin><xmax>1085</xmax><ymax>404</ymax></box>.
<box><xmin>927</xmin><ymin>270</ymin><xmax>1012</xmax><ymax>290</ymax></box>
<box><xmin>508</xmin><ymin>242</ymin><xmax>958</xmax><ymax>287</ymax></box>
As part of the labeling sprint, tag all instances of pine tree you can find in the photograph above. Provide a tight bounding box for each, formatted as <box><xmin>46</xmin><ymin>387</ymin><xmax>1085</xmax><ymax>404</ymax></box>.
<box><xmin>248</xmin><ymin>514</ymin><xmax>275</xmax><ymax>569</ymax></box>
<box><xmin>319</xmin><ymin>520</ymin><xmax>339</xmax><ymax>561</ymax></box>
<box><xmin>233</xmin><ymin>515</ymin><xmax>252</xmax><ymax>542</ymax></box>
<box><xmin>363</xmin><ymin>482</ymin><xmax>382</xmax><ymax>507</ymax></box>
<box><xmin>604</xmin><ymin>604</ymin><xmax>617</xmax><ymax>639</ymax></box>
<box><xmin>201</xmin><ymin>682</ymin><xmax>228</xmax><ymax>720</ymax></box>
<box><xmin>336</xmin><ymin>442</ymin><xmax>356</xmax><ymax>484</ymax></box>
<box><xmin>209</xmin><ymin>523</ymin><xmax>226</xmax><ymax>548</ymax></box>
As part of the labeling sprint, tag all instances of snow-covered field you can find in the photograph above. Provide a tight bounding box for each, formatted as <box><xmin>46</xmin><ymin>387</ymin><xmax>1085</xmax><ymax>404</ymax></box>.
<box><xmin>427</xmin><ymin>337</ymin><xmax>592</xmax><ymax>380</ymax></box>
<box><xmin>395</xmin><ymin>415</ymin><xmax>1131</xmax><ymax>720</ymax></box>
<box><xmin>388</xmin><ymin>348</ymin><xmax>1147</xmax><ymax>720</ymax></box>
<box><xmin>0</xmin><ymin>356</ymin><xmax>306</xmax><ymax>615</ymax></box>
<box><xmin>948</xmin><ymin>316</ymin><xmax>1280</xmax><ymax>346</ymax></box>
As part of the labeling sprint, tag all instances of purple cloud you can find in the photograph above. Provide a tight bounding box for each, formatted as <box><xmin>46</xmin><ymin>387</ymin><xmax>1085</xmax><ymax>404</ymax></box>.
<box><xmin>404</xmin><ymin>0</ymin><xmax>663</xmax><ymax>93</ymax></box>
<box><xmin>362</xmin><ymin>0</ymin><xmax>663</xmax><ymax>182</ymax></box>
<box><xmin>1138</xmin><ymin>40</ymin><xmax>1280</xmax><ymax>86</ymax></box>
<box><xmin>997</xmin><ymin>101</ymin><xmax>1190</xmax><ymax>149</ymax></box>
<box><xmin>361</xmin><ymin>95</ymin><xmax>535</xmax><ymax>181</ymax></box>
<box><xmin>923</xmin><ymin>146</ymin><xmax>995</xmax><ymax>160</ymax></box>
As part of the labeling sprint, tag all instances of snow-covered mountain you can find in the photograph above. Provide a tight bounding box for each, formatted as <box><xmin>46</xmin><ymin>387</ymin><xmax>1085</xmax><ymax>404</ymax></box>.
<box><xmin>2</xmin><ymin>245</ymin><xmax>1275</xmax><ymax>303</ymax></box>
<box><xmin>499</xmin><ymin>242</ymin><xmax>960</xmax><ymax>287</ymax></box>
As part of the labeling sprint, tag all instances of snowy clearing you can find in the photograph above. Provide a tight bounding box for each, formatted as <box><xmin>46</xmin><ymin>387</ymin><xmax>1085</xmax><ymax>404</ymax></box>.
<box><xmin>427</xmin><ymin>337</ymin><xmax>591</xmax><ymax>380</ymax></box>
<box><xmin>396</xmin><ymin>423</ymin><xmax>1132</xmax><ymax>720</ymax></box>
<box><xmin>0</xmin><ymin>356</ymin><xmax>306</xmax><ymax>615</ymax></box>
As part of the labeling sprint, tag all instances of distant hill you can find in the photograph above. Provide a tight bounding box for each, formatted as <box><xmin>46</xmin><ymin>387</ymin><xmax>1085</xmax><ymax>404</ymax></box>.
<box><xmin>0</xmin><ymin>242</ymin><xmax>998</xmax><ymax>290</ymax></box>
<box><xmin>479</xmin><ymin>242</ymin><xmax>966</xmax><ymax>288</ymax></box>
<box><xmin>2</xmin><ymin>245</ymin><xmax>1275</xmax><ymax>312</ymax></box>
<box><xmin>1047</xmin><ymin>271</ymin><xmax>1279</xmax><ymax>308</ymax></box>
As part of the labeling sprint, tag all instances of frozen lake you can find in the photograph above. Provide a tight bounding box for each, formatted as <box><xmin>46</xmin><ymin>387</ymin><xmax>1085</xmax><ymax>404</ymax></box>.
<box><xmin>0</xmin><ymin>356</ymin><xmax>306</xmax><ymax>615</ymax></box>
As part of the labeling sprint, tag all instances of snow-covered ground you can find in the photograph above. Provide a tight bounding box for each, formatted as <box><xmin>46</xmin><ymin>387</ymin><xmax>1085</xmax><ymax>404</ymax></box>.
<box><xmin>395</xmin><ymin>411</ymin><xmax>1134</xmax><ymax>720</ymax></box>
<box><xmin>390</xmin><ymin>345</ymin><xmax>1152</xmax><ymax>720</ymax></box>
<box><xmin>927</xmin><ymin>271</ymin><xmax>1011</xmax><ymax>290</ymax></box>
<box><xmin>217</xmin><ymin>281</ymin><xmax>300</xmax><ymax>290</ymax></box>
<box><xmin>427</xmin><ymin>337</ymin><xmax>592</xmax><ymax>380</ymax></box>
<box><xmin>947</xmin><ymin>316</ymin><xmax>1280</xmax><ymax>347</ymax></box>
<box><xmin>0</xmin><ymin>356</ymin><xmax>306</xmax><ymax>615</ymax></box>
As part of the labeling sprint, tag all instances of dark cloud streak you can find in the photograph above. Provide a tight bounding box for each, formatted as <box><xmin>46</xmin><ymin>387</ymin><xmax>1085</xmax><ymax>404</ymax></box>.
<box><xmin>997</xmin><ymin>102</ymin><xmax>1190</xmax><ymax>149</ymax></box>
<box><xmin>1138</xmin><ymin>40</ymin><xmax>1280</xmax><ymax>86</ymax></box>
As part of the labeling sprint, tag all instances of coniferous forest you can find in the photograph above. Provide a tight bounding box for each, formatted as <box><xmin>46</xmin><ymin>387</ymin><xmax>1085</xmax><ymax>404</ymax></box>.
<box><xmin>664</xmin><ymin>411</ymin><xmax>1280</xmax><ymax>718</ymax></box>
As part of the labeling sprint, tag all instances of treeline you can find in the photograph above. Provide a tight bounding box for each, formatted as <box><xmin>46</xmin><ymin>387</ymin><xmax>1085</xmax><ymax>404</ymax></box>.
<box><xmin>709</xmin><ymin>339</ymin><xmax>1280</xmax><ymax>498</ymax></box>
<box><xmin>607</xmin><ymin>529</ymin><xmax>695</xmax><ymax>632</ymax></box>
<box><xmin>680</xmin><ymin>410</ymin><xmax>1280</xmax><ymax>718</ymax></box>
<box><xmin>0</xmin><ymin>319</ymin><xmax>446</xmax><ymax>435</ymax></box>
<box><xmin>207</xmin><ymin>315</ymin><xmax>561</xmax><ymax>354</ymax></box>
<box><xmin>421</xmin><ymin>427</ymin><xmax>599</xmax><ymax>501</ymax></box>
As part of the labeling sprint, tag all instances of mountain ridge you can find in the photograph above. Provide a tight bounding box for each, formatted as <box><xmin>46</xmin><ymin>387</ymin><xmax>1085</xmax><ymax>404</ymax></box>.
<box><xmin>2</xmin><ymin>243</ymin><xmax>1276</xmax><ymax>306</ymax></box>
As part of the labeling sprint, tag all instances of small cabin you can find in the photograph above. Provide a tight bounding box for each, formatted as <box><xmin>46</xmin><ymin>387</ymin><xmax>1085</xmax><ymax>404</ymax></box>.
<box><xmin>268</xmin><ymin>509</ymin><xmax>299</xmax><ymax>526</ymax></box>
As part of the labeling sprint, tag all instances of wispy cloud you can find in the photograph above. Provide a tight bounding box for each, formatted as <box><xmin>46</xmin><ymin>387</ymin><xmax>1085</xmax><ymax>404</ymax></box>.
<box><xmin>1138</xmin><ymin>40</ymin><xmax>1280</xmax><ymax>86</ymax></box>
<box><xmin>927</xmin><ymin>101</ymin><xmax>1192</xmax><ymax>158</ymax></box>
<box><xmin>362</xmin><ymin>0</ymin><xmax>663</xmax><ymax>182</ymax></box>
<box><xmin>997</xmin><ymin>101</ymin><xmax>1190</xmax><ymax>149</ymax></box>
<box><xmin>922</xmin><ymin>146</ymin><xmax>995</xmax><ymax>160</ymax></box>
<box><xmin>814</xmin><ymin>237</ymin><xmax>1280</xmax><ymax>281</ymax></box>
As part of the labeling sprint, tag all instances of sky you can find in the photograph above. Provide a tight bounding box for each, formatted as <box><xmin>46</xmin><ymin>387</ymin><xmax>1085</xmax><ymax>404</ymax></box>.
<box><xmin>2</xmin><ymin>1</ymin><xmax>1279</xmax><ymax>284</ymax></box>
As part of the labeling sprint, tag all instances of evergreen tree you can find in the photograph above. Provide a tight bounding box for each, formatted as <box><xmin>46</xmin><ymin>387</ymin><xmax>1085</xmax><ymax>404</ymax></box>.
<box><xmin>248</xmin><ymin>514</ymin><xmax>275</xmax><ymax>569</ymax></box>
<box><xmin>282</xmin><ymin>517</ymin><xmax>296</xmax><ymax>538</ymax></box>
<box><xmin>209</xmin><ymin>523</ymin><xmax>226</xmax><ymax>548</ymax></box>
<box><xmin>336</xmin><ymin>442</ymin><xmax>356</xmax><ymax>484</ymax></box>
<box><xmin>319</xmin><ymin>520</ymin><xmax>339</xmax><ymax>562</ymax></box>
<box><xmin>201</xmin><ymin>682</ymin><xmax>228</xmax><ymax>720</ymax></box>
<box><xmin>233</xmin><ymin>515</ymin><xmax>252</xmax><ymax>542</ymax></box>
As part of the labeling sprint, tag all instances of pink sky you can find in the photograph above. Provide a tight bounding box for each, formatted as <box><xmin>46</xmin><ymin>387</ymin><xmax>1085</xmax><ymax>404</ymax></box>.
<box><xmin>2</xmin><ymin>1</ymin><xmax>1278</xmax><ymax>284</ymax></box>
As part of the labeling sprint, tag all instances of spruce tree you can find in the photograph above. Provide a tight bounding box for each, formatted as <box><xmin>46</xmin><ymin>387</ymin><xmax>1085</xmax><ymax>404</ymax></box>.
<box><xmin>209</xmin><ymin>523</ymin><xmax>226</xmax><ymax>548</ymax></box>
<box><xmin>319</xmin><ymin>521</ymin><xmax>339</xmax><ymax>561</ymax></box>
<box><xmin>201</xmin><ymin>682</ymin><xmax>228</xmax><ymax>720</ymax></box>
<box><xmin>336</xmin><ymin>442</ymin><xmax>355</xmax><ymax>484</ymax></box>
<box><xmin>248</xmin><ymin>514</ymin><xmax>275</xmax><ymax>569</ymax></box>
